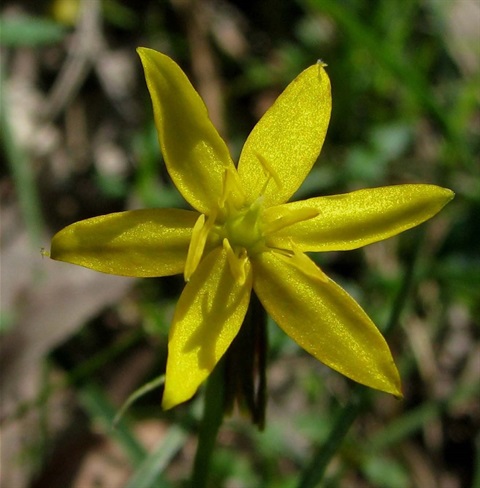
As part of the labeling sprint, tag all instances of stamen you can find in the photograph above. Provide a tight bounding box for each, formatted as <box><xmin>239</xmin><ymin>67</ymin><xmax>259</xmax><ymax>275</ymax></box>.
<box><xmin>184</xmin><ymin>210</ymin><xmax>217</xmax><ymax>281</ymax></box>
<box><xmin>278</xmin><ymin>242</ymin><xmax>328</xmax><ymax>283</ymax></box>
<box><xmin>219</xmin><ymin>167</ymin><xmax>234</xmax><ymax>209</ymax></box>
<box><xmin>265</xmin><ymin>207</ymin><xmax>319</xmax><ymax>234</ymax></box>
<box><xmin>256</xmin><ymin>153</ymin><xmax>282</xmax><ymax>195</ymax></box>
<box><xmin>223</xmin><ymin>238</ymin><xmax>249</xmax><ymax>285</ymax></box>
<box><xmin>184</xmin><ymin>215</ymin><xmax>205</xmax><ymax>281</ymax></box>
<box><xmin>219</xmin><ymin>167</ymin><xmax>245</xmax><ymax>212</ymax></box>
<box><xmin>267</xmin><ymin>247</ymin><xmax>294</xmax><ymax>258</ymax></box>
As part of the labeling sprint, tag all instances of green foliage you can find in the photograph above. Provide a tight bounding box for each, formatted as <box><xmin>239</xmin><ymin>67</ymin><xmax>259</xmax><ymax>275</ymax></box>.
<box><xmin>0</xmin><ymin>15</ymin><xmax>67</xmax><ymax>46</ymax></box>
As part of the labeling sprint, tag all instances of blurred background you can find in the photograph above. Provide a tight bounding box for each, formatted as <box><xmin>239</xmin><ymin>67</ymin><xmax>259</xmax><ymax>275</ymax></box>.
<box><xmin>1</xmin><ymin>0</ymin><xmax>479</xmax><ymax>487</ymax></box>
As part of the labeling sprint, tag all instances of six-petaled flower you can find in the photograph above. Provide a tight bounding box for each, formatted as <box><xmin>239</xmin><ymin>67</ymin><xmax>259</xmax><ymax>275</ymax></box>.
<box><xmin>50</xmin><ymin>48</ymin><xmax>454</xmax><ymax>409</ymax></box>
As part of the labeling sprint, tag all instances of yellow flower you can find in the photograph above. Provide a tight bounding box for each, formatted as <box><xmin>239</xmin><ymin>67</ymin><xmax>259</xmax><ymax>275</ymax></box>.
<box><xmin>50</xmin><ymin>48</ymin><xmax>454</xmax><ymax>409</ymax></box>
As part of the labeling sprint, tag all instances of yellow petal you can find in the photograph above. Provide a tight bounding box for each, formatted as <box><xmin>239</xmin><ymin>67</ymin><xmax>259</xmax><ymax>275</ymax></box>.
<box><xmin>266</xmin><ymin>185</ymin><xmax>454</xmax><ymax>251</ymax></box>
<box><xmin>237</xmin><ymin>62</ymin><xmax>331</xmax><ymax>207</ymax></box>
<box><xmin>50</xmin><ymin>209</ymin><xmax>198</xmax><ymax>277</ymax></box>
<box><xmin>162</xmin><ymin>247</ymin><xmax>252</xmax><ymax>409</ymax></box>
<box><xmin>137</xmin><ymin>48</ymin><xmax>240</xmax><ymax>213</ymax></box>
<box><xmin>252</xmin><ymin>251</ymin><xmax>402</xmax><ymax>396</ymax></box>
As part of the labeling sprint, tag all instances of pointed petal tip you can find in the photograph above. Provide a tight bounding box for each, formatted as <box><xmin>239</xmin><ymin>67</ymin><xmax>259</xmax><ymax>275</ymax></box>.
<box><xmin>365</xmin><ymin>352</ymin><xmax>403</xmax><ymax>398</ymax></box>
<box><xmin>428</xmin><ymin>184</ymin><xmax>455</xmax><ymax>205</ymax></box>
<box><xmin>386</xmin><ymin>379</ymin><xmax>403</xmax><ymax>399</ymax></box>
<box><xmin>443</xmin><ymin>187</ymin><xmax>455</xmax><ymax>202</ymax></box>
<box><xmin>136</xmin><ymin>46</ymin><xmax>150</xmax><ymax>64</ymax></box>
<box><xmin>348</xmin><ymin>357</ymin><xmax>403</xmax><ymax>399</ymax></box>
<box><xmin>137</xmin><ymin>46</ymin><xmax>165</xmax><ymax>65</ymax></box>
<box><xmin>375</xmin><ymin>363</ymin><xmax>403</xmax><ymax>398</ymax></box>
<box><xmin>136</xmin><ymin>46</ymin><xmax>153</xmax><ymax>57</ymax></box>
<box><xmin>426</xmin><ymin>184</ymin><xmax>455</xmax><ymax>214</ymax></box>
<box><xmin>161</xmin><ymin>392</ymin><xmax>187</xmax><ymax>410</ymax></box>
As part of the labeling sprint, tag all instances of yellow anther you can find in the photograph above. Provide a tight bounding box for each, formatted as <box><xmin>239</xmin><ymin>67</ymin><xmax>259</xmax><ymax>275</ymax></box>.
<box><xmin>184</xmin><ymin>210</ymin><xmax>217</xmax><ymax>281</ymax></box>
<box><xmin>223</xmin><ymin>238</ymin><xmax>248</xmax><ymax>285</ymax></box>
<box><xmin>256</xmin><ymin>153</ymin><xmax>282</xmax><ymax>194</ymax></box>
<box><xmin>184</xmin><ymin>214</ymin><xmax>206</xmax><ymax>281</ymax></box>
<box><xmin>218</xmin><ymin>167</ymin><xmax>245</xmax><ymax>212</ymax></box>
<box><xmin>265</xmin><ymin>207</ymin><xmax>319</xmax><ymax>235</ymax></box>
<box><xmin>278</xmin><ymin>241</ymin><xmax>328</xmax><ymax>283</ymax></box>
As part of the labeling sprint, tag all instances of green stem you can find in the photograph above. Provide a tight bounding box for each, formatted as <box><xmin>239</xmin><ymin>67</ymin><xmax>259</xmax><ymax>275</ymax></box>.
<box><xmin>298</xmin><ymin>229</ymin><xmax>424</xmax><ymax>488</ymax></box>
<box><xmin>190</xmin><ymin>360</ymin><xmax>225</xmax><ymax>488</ymax></box>
<box><xmin>298</xmin><ymin>387</ymin><xmax>366</xmax><ymax>488</ymax></box>
<box><xmin>0</xmin><ymin>58</ymin><xmax>44</xmax><ymax>247</ymax></box>
<box><xmin>383</xmin><ymin>228</ymin><xmax>424</xmax><ymax>337</ymax></box>
<box><xmin>224</xmin><ymin>293</ymin><xmax>268</xmax><ymax>428</ymax></box>
<box><xmin>190</xmin><ymin>294</ymin><xmax>268</xmax><ymax>486</ymax></box>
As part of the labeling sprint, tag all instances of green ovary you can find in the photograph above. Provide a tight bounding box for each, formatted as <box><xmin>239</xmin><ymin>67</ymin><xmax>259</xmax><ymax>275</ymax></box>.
<box><xmin>218</xmin><ymin>200</ymin><xmax>266</xmax><ymax>255</ymax></box>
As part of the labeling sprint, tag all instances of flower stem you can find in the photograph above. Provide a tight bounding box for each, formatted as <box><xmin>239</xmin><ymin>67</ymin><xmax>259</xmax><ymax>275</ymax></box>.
<box><xmin>298</xmin><ymin>386</ymin><xmax>367</xmax><ymax>488</ymax></box>
<box><xmin>190</xmin><ymin>360</ymin><xmax>225</xmax><ymax>488</ymax></box>
<box><xmin>224</xmin><ymin>293</ymin><xmax>268</xmax><ymax>428</ymax></box>
<box><xmin>190</xmin><ymin>294</ymin><xmax>268</xmax><ymax>486</ymax></box>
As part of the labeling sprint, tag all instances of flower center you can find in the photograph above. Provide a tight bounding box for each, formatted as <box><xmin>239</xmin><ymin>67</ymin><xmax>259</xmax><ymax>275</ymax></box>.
<box><xmin>220</xmin><ymin>198</ymin><xmax>265</xmax><ymax>254</ymax></box>
<box><xmin>183</xmin><ymin>164</ymin><xmax>318</xmax><ymax>283</ymax></box>
<box><xmin>183</xmin><ymin>166</ymin><xmax>267</xmax><ymax>282</ymax></box>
